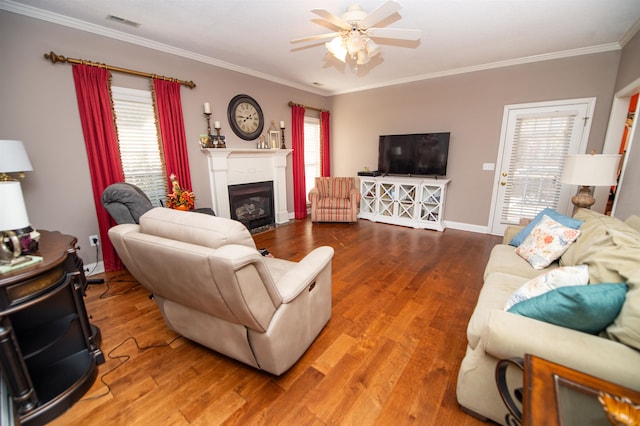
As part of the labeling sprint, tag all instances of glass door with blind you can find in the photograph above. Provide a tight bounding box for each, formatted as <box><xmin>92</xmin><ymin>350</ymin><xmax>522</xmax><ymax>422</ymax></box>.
<box><xmin>489</xmin><ymin>98</ymin><xmax>595</xmax><ymax>235</ymax></box>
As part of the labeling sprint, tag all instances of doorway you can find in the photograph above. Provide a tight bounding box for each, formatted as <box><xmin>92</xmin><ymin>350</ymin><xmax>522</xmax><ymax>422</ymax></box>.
<box><xmin>488</xmin><ymin>98</ymin><xmax>595</xmax><ymax>235</ymax></box>
<box><xmin>601</xmin><ymin>76</ymin><xmax>640</xmax><ymax>219</ymax></box>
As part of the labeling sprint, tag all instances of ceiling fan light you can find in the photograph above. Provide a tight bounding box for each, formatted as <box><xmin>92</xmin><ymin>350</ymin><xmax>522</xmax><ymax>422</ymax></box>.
<box><xmin>365</xmin><ymin>39</ymin><xmax>381</xmax><ymax>57</ymax></box>
<box><xmin>346</xmin><ymin>30</ymin><xmax>365</xmax><ymax>56</ymax></box>
<box><xmin>326</xmin><ymin>36</ymin><xmax>347</xmax><ymax>62</ymax></box>
<box><xmin>334</xmin><ymin>49</ymin><xmax>347</xmax><ymax>62</ymax></box>
<box><xmin>356</xmin><ymin>49</ymin><xmax>371</xmax><ymax>65</ymax></box>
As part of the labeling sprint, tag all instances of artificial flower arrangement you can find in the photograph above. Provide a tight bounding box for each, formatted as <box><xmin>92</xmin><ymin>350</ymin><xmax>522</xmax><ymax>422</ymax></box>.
<box><xmin>167</xmin><ymin>174</ymin><xmax>195</xmax><ymax>210</ymax></box>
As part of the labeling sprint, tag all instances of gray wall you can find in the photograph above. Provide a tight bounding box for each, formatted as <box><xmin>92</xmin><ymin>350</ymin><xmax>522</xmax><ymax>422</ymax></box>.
<box><xmin>330</xmin><ymin>53</ymin><xmax>621</xmax><ymax>227</ymax></box>
<box><xmin>615</xmin><ymin>30</ymin><xmax>640</xmax><ymax>93</ymax></box>
<box><xmin>1</xmin><ymin>9</ymin><xmax>637</xmax><ymax>267</ymax></box>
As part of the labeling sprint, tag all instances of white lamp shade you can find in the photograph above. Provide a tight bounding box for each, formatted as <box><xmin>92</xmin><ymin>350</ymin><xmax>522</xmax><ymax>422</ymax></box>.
<box><xmin>0</xmin><ymin>140</ymin><xmax>33</xmax><ymax>173</ymax></box>
<box><xmin>356</xmin><ymin>49</ymin><xmax>371</xmax><ymax>65</ymax></box>
<box><xmin>326</xmin><ymin>37</ymin><xmax>347</xmax><ymax>62</ymax></box>
<box><xmin>365</xmin><ymin>39</ymin><xmax>381</xmax><ymax>57</ymax></box>
<box><xmin>0</xmin><ymin>181</ymin><xmax>31</xmax><ymax>231</ymax></box>
<box><xmin>346</xmin><ymin>30</ymin><xmax>364</xmax><ymax>56</ymax></box>
<box><xmin>561</xmin><ymin>154</ymin><xmax>621</xmax><ymax>186</ymax></box>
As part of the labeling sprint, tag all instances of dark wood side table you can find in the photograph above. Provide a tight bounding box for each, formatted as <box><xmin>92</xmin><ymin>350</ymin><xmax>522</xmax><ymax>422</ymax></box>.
<box><xmin>524</xmin><ymin>354</ymin><xmax>640</xmax><ymax>426</ymax></box>
<box><xmin>0</xmin><ymin>230</ymin><xmax>104</xmax><ymax>425</ymax></box>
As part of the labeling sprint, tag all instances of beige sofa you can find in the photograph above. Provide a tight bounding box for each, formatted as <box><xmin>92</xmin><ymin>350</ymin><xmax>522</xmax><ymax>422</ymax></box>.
<box><xmin>109</xmin><ymin>207</ymin><xmax>334</xmax><ymax>375</ymax></box>
<box><xmin>456</xmin><ymin>208</ymin><xmax>640</xmax><ymax>424</ymax></box>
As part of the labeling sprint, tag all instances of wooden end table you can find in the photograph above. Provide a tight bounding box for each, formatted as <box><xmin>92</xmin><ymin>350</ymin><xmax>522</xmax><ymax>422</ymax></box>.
<box><xmin>0</xmin><ymin>230</ymin><xmax>104</xmax><ymax>425</ymax></box>
<box><xmin>523</xmin><ymin>354</ymin><xmax>640</xmax><ymax>425</ymax></box>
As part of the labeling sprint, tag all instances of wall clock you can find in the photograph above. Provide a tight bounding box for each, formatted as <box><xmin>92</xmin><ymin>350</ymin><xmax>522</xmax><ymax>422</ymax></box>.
<box><xmin>227</xmin><ymin>94</ymin><xmax>264</xmax><ymax>141</ymax></box>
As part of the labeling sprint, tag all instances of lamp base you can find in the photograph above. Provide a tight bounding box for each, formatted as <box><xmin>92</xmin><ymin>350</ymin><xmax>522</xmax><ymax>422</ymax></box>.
<box><xmin>571</xmin><ymin>185</ymin><xmax>596</xmax><ymax>209</ymax></box>
<box><xmin>0</xmin><ymin>255</ymin><xmax>31</xmax><ymax>266</ymax></box>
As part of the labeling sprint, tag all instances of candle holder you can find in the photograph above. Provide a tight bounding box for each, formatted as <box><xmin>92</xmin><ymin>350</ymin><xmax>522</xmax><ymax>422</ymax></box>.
<box><xmin>204</xmin><ymin>112</ymin><xmax>214</xmax><ymax>148</ymax></box>
<box><xmin>214</xmin><ymin>123</ymin><xmax>226</xmax><ymax>148</ymax></box>
<box><xmin>280</xmin><ymin>123</ymin><xmax>286</xmax><ymax>149</ymax></box>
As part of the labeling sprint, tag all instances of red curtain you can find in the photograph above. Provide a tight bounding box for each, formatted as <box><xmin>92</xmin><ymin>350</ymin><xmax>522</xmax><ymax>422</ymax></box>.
<box><xmin>291</xmin><ymin>105</ymin><xmax>307</xmax><ymax>219</ymax></box>
<box><xmin>153</xmin><ymin>79</ymin><xmax>192</xmax><ymax>190</ymax></box>
<box><xmin>72</xmin><ymin>64</ymin><xmax>124</xmax><ymax>272</ymax></box>
<box><xmin>320</xmin><ymin>111</ymin><xmax>331</xmax><ymax>177</ymax></box>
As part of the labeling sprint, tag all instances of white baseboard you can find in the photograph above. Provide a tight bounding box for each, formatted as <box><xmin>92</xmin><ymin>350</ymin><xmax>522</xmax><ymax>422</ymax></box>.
<box><xmin>443</xmin><ymin>221</ymin><xmax>489</xmax><ymax>234</ymax></box>
<box><xmin>84</xmin><ymin>261</ymin><xmax>105</xmax><ymax>276</ymax></box>
<box><xmin>279</xmin><ymin>213</ymin><xmax>491</xmax><ymax>234</ymax></box>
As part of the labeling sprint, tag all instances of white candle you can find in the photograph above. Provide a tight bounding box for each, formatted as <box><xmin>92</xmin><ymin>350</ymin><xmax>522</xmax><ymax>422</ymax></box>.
<box><xmin>214</xmin><ymin>121</ymin><xmax>221</xmax><ymax>129</ymax></box>
<box><xmin>203</xmin><ymin>102</ymin><xmax>211</xmax><ymax>114</ymax></box>
<box><xmin>280</xmin><ymin>121</ymin><xmax>285</xmax><ymax>129</ymax></box>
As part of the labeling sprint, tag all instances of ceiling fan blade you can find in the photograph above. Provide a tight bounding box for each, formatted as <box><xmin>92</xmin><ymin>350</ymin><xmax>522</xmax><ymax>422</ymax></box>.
<box><xmin>367</xmin><ymin>27</ymin><xmax>421</xmax><ymax>41</ymax></box>
<box><xmin>360</xmin><ymin>0</ymin><xmax>402</xmax><ymax>28</ymax></box>
<box><xmin>311</xmin><ymin>8</ymin><xmax>351</xmax><ymax>30</ymax></box>
<box><xmin>291</xmin><ymin>32</ymin><xmax>344</xmax><ymax>44</ymax></box>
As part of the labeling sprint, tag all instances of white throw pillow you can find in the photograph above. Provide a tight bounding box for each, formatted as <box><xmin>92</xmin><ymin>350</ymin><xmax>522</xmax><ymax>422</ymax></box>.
<box><xmin>504</xmin><ymin>264</ymin><xmax>589</xmax><ymax>310</ymax></box>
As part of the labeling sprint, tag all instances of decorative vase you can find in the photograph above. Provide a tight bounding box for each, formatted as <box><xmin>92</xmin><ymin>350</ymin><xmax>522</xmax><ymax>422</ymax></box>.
<box><xmin>173</xmin><ymin>205</ymin><xmax>191</xmax><ymax>211</ymax></box>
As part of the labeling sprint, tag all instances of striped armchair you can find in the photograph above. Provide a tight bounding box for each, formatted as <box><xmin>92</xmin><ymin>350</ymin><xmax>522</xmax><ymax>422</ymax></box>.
<box><xmin>309</xmin><ymin>177</ymin><xmax>361</xmax><ymax>223</ymax></box>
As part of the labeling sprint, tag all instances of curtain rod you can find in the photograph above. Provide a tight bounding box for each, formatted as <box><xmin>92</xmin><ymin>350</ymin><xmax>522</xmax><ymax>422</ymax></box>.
<box><xmin>287</xmin><ymin>101</ymin><xmax>328</xmax><ymax>113</ymax></box>
<box><xmin>43</xmin><ymin>51</ymin><xmax>196</xmax><ymax>89</ymax></box>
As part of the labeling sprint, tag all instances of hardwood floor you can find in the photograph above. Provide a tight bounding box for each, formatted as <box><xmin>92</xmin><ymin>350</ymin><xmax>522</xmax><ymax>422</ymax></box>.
<box><xmin>50</xmin><ymin>219</ymin><xmax>501</xmax><ymax>425</ymax></box>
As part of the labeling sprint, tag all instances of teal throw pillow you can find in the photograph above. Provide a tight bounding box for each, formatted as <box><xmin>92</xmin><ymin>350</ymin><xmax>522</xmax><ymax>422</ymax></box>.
<box><xmin>509</xmin><ymin>207</ymin><xmax>583</xmax><ymax>247</ymax></box>
<box><xmin>507</xmin><ymin>283</ymin><xmax>628</xmax><ymax>334</ymax></box>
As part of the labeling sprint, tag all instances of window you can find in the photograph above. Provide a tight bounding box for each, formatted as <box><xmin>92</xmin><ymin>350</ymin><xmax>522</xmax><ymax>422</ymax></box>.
<box><xmin>304</xmin><ymin>117</ymin><xmax>321</xmax><ymax>201</ymax></box>
<box><xmin>111</xmin><ymin>86</ymin><xmax>166</xmax><ymax>207</ymax></box>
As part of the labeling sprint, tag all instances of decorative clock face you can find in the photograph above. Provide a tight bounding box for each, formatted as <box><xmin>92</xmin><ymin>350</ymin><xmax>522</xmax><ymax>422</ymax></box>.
<box><xmin>227</xmin><ymin>94</ymin><xmax>264</xmax><ymax>140</ymax></box>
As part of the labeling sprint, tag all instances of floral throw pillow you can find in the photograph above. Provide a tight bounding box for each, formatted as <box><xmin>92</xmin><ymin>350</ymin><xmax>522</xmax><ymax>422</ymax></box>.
<box><xmin>515</xmin><ymin>215</ymin><xmax>581</xmax><ymax>269</ymax></box>
<box><xmin>509</xmin><ymin>207</ymin><xmax>583</xmax><ymax>247</ymax></box>
<box><xmin>504</xmin><ymin>265</ymin><xmax>589</xmax><ymax>310</ymax></box>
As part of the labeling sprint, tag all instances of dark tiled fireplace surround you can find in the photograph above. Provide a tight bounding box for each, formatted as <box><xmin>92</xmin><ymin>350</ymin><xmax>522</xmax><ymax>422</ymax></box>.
<box><xmin>228</xmin><ymin>181</ymin><xmax>275</xmax><ymax>232</ymax></box>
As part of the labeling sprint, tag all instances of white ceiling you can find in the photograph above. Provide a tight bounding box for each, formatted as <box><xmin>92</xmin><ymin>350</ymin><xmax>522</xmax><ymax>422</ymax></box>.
<box><xmin>3</xmin><ymin>0</ymin><xmax>640</xmax><ymax>95</ymax></box>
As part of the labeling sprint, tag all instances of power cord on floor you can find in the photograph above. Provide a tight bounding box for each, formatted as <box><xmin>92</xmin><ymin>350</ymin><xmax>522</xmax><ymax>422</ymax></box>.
<box><xmin>80</xmin><ymin>334</ymin><xmax>183</xmax><ymax>401</ymax></box>
<box><xmin>96</xmin><ymin>275</ymin><xmax>141</xmax><ymax>299</ymax></box>
<box><xmin>85</xmin><ymin>243</ymin><xmax>104</xmax><ymax>285</ymax></box>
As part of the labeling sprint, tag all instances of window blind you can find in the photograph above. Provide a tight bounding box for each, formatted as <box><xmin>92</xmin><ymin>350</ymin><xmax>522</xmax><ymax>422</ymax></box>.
<box><xmin>500</xmin><ymin>113</ymin><xmax>576</xmax><ymax>222</ymax></box>
<box><xmin>111</xmin><ymin>87</ymin><xmax>166</xmax><ymax>207</ymax></box>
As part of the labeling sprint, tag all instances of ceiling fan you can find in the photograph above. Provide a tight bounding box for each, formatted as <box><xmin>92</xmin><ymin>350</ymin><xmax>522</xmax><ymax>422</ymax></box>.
<box><xmin>291</xmin><ymin>1</ymin><xmax>421</xmax><ymax>66</ymax></box>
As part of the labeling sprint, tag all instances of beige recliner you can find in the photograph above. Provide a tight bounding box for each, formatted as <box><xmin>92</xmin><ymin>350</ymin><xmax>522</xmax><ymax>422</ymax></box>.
<box><xmin>108</xmin><ymin>207</ymin><xmax>334</xmax><ymax>375</ymax></box>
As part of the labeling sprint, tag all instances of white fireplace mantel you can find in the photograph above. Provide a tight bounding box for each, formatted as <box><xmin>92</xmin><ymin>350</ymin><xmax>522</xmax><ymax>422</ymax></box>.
<box><xmin>201</xmin><ymin>148</ymin><xmax>292</xmax><ymax>224</ymax></box>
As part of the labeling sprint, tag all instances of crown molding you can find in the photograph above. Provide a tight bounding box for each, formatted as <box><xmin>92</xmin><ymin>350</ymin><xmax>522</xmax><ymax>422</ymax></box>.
<box><xmin>0</xmin><ymin>0</ymin><xmax>329</xmax><ymax>96</ymax></box>
<box><xmin>1</xmin><ymin>0</ymin><xmax>626</xmax><ymax>96</ymax></box>
<box><xmin>619</xmin><ymin>17</ymin><xmax>640</xmax><ymax>48</ymax></box>
<box><xmin>331</xmin><ymin>43</ymin><xmax>622</xmax><ymax>95</ymax></box>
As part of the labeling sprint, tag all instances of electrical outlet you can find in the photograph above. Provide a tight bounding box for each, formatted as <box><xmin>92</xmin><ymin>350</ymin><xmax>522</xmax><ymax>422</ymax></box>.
<box><xmin>89</xmin><ymin>235</ymin><xmax>100</xmax><ymax>247</ymax></box>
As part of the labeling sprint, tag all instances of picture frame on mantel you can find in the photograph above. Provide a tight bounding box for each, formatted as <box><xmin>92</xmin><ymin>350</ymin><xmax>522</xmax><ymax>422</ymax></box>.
<box><xmin>268</xmin><ymin>130</ymin><xmax>280</xmax><ymax>149</ymax></box>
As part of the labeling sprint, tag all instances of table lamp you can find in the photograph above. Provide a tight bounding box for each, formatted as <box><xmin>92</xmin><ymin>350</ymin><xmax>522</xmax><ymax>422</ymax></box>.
<box><xmin>560</xmin><ymin>153</ymin><xmax>621</xmax><ymax>209</ymax></box>
<box><xmin>0</xmin><ymin>140</ymin><xmax>33</xmax><ymax>181</ymax></box>
<box><xmin>0</xmin><ymin>140</ymin><xmax>36</xmax><ymax>265</ymax></box>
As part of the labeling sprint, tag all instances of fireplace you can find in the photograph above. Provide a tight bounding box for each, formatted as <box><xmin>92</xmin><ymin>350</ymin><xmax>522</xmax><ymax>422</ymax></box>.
<box><xmin>228</xmin><ymin>181</ymin><xmax>275</xmax><ymax>232</ymax></box>
<box><xmin>202</xmin><ymin>148</ymin><xmax>292</xmax><ymax>224</ymax></box>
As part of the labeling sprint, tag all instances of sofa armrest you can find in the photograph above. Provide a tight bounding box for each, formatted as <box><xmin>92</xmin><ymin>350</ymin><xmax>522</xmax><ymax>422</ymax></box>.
<box><xmin>503</xmin><ymin>225</ymin><xmax>524</xmax><ymax>245</ymax></box>
<box><xmin>483</xmin><ymin>309</ymin><xmax>640</xmax><ymax>389</ymax></box>
<box><xmin>349</xmin><ymin>187</ymin><xmax>361</xmax><ymax>204</ymax></box>
<box><xmin>276</xmin><ymin>246</ymin><xmax>334</xmax><ymax>303</ymax></box>
<box><xmin>308</xmin><ymin>187</ymin><xmax>320</xmax><ymax>203</ymax></box>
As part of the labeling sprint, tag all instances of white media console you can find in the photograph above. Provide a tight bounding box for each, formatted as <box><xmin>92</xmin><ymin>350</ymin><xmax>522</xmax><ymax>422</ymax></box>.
<box><xmin>358</xmin><ymin>176</ymin><xmax>450</xmax><ymax>231</ymax></box>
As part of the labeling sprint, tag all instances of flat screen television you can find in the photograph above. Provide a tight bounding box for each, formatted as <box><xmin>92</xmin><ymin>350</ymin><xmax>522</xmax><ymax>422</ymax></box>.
<box><xmin>378</xmin><ymin>132</ymin><xmax>450</xmax><ymax>177</ymax></box>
